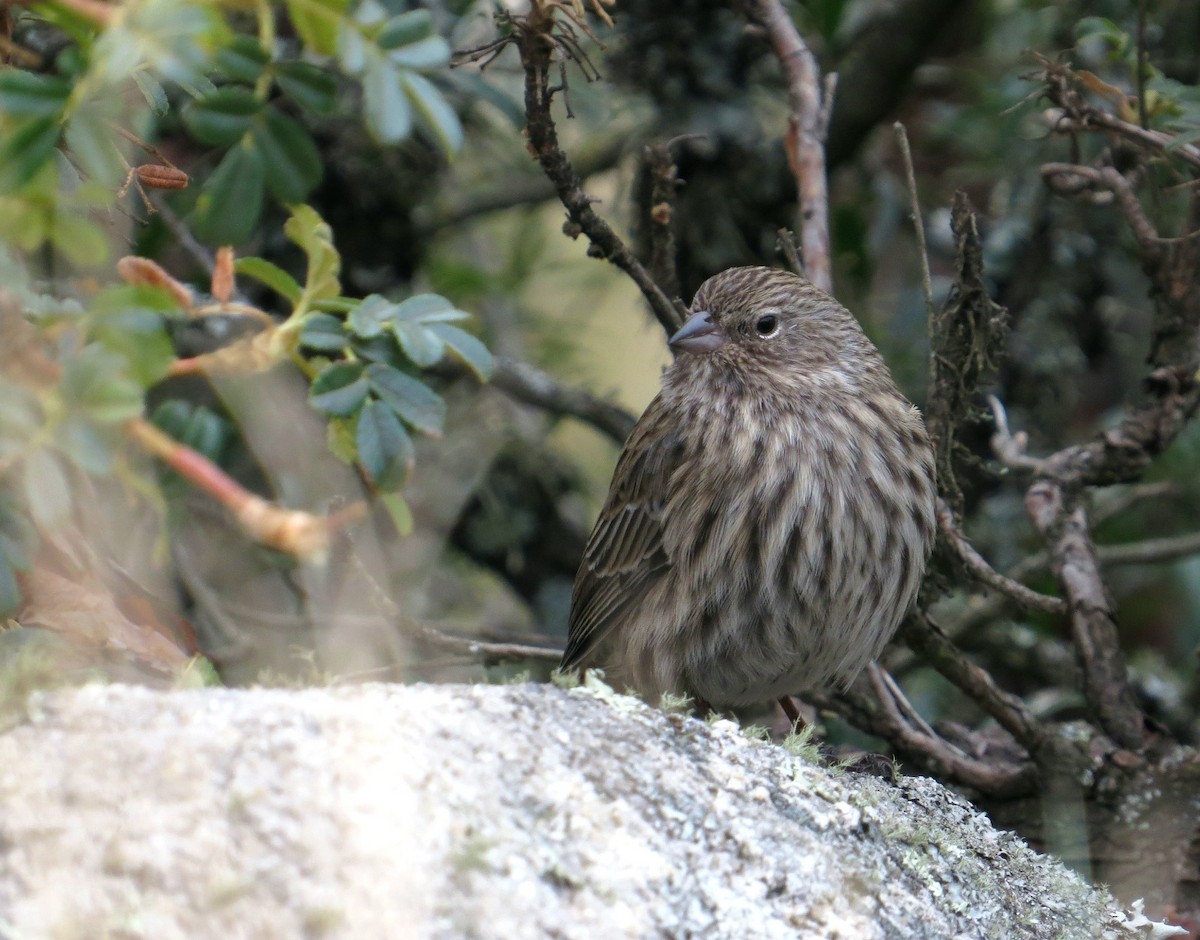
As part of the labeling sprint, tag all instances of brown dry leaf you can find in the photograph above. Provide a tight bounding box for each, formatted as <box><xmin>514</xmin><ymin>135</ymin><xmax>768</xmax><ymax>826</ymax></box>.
<box><xmin>116</xmin><ymin>256</ymin><xmax>194</xmax><ymax>309</ymax></box>
<box><xmin>18</xmin><ymin>566</ymin><xmax>191</xmax><ymax>672</ymax></box>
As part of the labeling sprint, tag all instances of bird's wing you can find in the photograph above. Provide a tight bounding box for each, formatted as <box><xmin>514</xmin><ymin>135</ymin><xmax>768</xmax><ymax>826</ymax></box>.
<box><xmin>561</xmin><ymin>396</ymin><xmax>681</xmax><ymax>671</ymax></box>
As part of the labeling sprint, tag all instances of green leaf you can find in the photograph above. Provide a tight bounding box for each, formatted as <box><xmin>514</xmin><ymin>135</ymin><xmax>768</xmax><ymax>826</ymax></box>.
<box><xmin>253</xmin><ymin>107</ymin><xmax>322</xmax><ymax>204</ymax></box>
<box><xmin>88</xmin><ymin>301</ymin><xmax>175</xmax><ymax>386</ymax></box>
<box><xmin>0</xmin><ymin>539</ymin><xmax>23</xmax><ymax>618</ymax></box>
<box><xmin>0</xmin><ymin>117</ymin><xmax>61</xmax><ymax>192</ymax></box>
<box><xmin>0</xmin><ymin>380</ymin><xmax>43</xmax><ymax>457</ymax></box>
<box><xmin>355</xmin><ymin>399</ymin><xmax>413</xmax><ymax>489</ymax></box>
<box><xmin>310</xmin><ymin>361</ymin><xmax>369</xmax><ymax>416</ymax></box>
<box><xmin>389</xmin><ymin>293</ymin><xmax>470</xmax><ymax>323</ymax></box>
<box><xmin>388</xmin><ymin>35</ymin><xmax>451</xmax><ymax>70</ymax></box>
<box><xmin>346</xmin><ymin>293</ymin><xmax>392</xmax><ymax>338</ymax></box>
<box><xmin>284</xmin><ymin>204</ymin><xmax>341</xmax><ymax>301</ymax></box>
<box><xmin>65</xmin><ymin>104</ymin><xmax>125</xmax><ymax>187</ymax></box>
<box><xmin>287</xmin><ymin>0</ymin><xmax>349</xmax><ymax>56</ymax></box>
<box><xmin>236</xmin><ymin>257</ymin><xmax>303</xmax><ymax>304</ymax></box>
<box><xmin>59</xmin><ymin>345</ymin><xmax>144</xmax><ymax>423</ymax></box>
<box><xmin>49</xmin><ymin>214</ymin><xmax>110</xmax><ymax>269</ymax></box>
<box><xmin>275</xmin><ymin>62</ymin><xmax>337</xmax><ymax>114</ymax></box>
<box><xmin>216</xmin><ymin>36</ymin><xmax>270</xmax><ymax>84</ymax></box>
<box><xmin>0</xmin><ymin>71</ymin><xmax>72</xmax><ymax>118</ymax></box>
<box><xmin>151</xmin><ymin>400</ymin><xmax>231</xmax><ymax>463</ymax></box>
<box><xmin>325</xmin><ymin>414</ymin><xmax>357</xmax><ymax>463</ymax></box>
<box><xmin>23</xmin><ymin>449</ymin><xmax>72</xmax><ymax>528</ymax></box>
<box><xmin>55</xmin><ymin>415</ymin><xmax>118</xmax><ymax>475</ymax></box>
<box><xmin>299</xmin><ymin>312</ymin><xmax>350</xmax><ymax>352</ymax></box>
<box><xmin>377</xmin><ymin>10</ymin><xmax>434</xmax><ymax>50</ymax></box>
<box><xmin>183</xmin><ymin>86</ymin><xmax>262</xmax><ymax>147</ymax></box>
<box><xmin>390</xmin><ymin>321</ymin><xmax>444</xmax><ymax>367</ymax></box>
<box><xmin>362</xmin><ymin>59</ymin><xmax>411</xmax><ymax>143</ymax></box>
<box><xmin>366</xmin><ymin>362</ymin><xmax>445</xmax><ymax>435</ymax></box>
<box><xmin>428</xmin><ymin>323</ymin><xmax>492</xmax><ymax>380</ymax></box>
<box><xmin>380</xmin><ymin>491</ymin><xmax>412</xmax><ymax>535</ymax></box>
<box><xmin>402</xmin><ymin>71</ymin><xmax>462</xmax><ymax>156</ymax></box>
<box><xmin>191</xmin><ymin>143</ymin><xmax>266</xmax><ymax>245</ymax></box>
<box><xmin>132</xmin><ymin>71</ymin><xmax>170</xmax><ymax>116</ymax></box>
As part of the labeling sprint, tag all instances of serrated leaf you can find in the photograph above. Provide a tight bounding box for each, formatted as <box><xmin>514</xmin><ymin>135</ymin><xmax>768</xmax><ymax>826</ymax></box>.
<box><xmin>132</xmin><ymin>70</ymin><xmax>170</xmax><ymax>115</ymax></box>
<box><xmin>325</xmin><ymin>415</ymin><xmax>357</xmax><ymax>463</ymax></box>
<box><xmin>151</xmin><ymin>400</ymin><xmax>231</xmax><ymax>462</ymax></box>
<box><xmin>59</xmin><ymin>346</ymin><xmax>144</xmax><ymax>423</ymax></box>
<box><xmin>402</xmin><ymin>71</ymin><xmax>462</xmax><ymax>156</ymax></box>
<box><xmin>347</xmin><ymin>293</ymin><xmax>392</xmax><ymax>338</ymax></box>
<box><xmin>388</xmin><ymin>292</ymin><xmax>470</xmax><ymax>324</ymax></box>
<box><xmin>89</xmin><ymin>303</ymin><xmax>175</xmax><ymax>386</ymax></box>
<box><xmin>236</xmin><ymin>256</ymin><xmax>303</xmax><ymax>304</ymax></box>
<box><xmin>428</xmin><ymin>323</ymin><xmax>492</xmax><ymax>380</ymax></box>
<box><xmin>287</xmin><ymin>0</ymin><xmax>349</xmax><ymax>56</ymax></box>
<box><xmin>55</xmin><ymin>415</ymin><xmax>118</xmax><ymax>475</ymax></box>
<box><xmin>310</xmin><ymin>361</ymin><xmax>369</xmax><ymax>416</ymax></box>
<box><xmin>388</xmin><ymin>34</ymin><xmax>450</xmax><ymax>70</ymax></box>
<box><xmin>377</xmin><ymin>10</ymin><xmax>434</xmax><ymax>50</ymax></box>
<box><xmin>253</xmin><ymin>107</ymin><xmax>322</xmax><ymax>204</ymax></box>
<box><xmin>275</xmin><ymin>62</ymin><xmax>337</xmax><ymax>114</ymax></box>
<box><xmin>0</xmin><ymin>71</ymin><xmax>72</xmax><ymax>118</ymax></box>
<box><xmin>390</xmin><ymin>320</ymin><xmax>444</xmax><ymax>367</ymax></box>
<box><xmin>362</xmin><ymin>59</ymin><xmax>411</xmax><ymax>143</ymax></box>
<box><xmin>216</xmin><ymin>36</ymin><xmax>270</xmax><ymax>84</ymax></box>
<box><xmin>381</xmin><ymin>491</ymin><xmax>412</xmax><ymax>534</ymax></box>
<box><xmin>284</xmin><ymin>204</ymin><xmax>341</xmax><ymax>301</ymax></box>
<box><xmin>191</xmin><ymin>143</ymin><xmax>265</xmax><ymax>245</ymax></box>
<box><xmin>366</xmin><ymin>362</ymin><xmax>445</xmax><ymax>435</ymax></box>
<box><xmin>0</xmin><ymin>117</ymin><xmax>61</xmax><ymax>191</ymax></box>
<box><xmin>23</xmin><ymin>449</ymin><xmax>72</xmax><ymax>528</ymax></box>
<box><xmin>355</xmin><ymin>399</ymin><xmax>413</xmax><ymax>489</ymax></box>
<box><xmin>299</xmin><ymin>312</ymin><xmax>350</xmax><ymax>351</ymax></box>
<box><xmin>183</xmin><ymin>86</ymin><xmax>262</xmax><ymax>147</ymax></box>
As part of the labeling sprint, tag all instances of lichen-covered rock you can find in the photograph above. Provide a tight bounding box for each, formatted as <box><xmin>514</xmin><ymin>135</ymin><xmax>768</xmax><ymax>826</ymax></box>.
<box><xmin>0</xmin><ymin>681</ymin><xmax>1174</xmax><ymax>938</ymax></box>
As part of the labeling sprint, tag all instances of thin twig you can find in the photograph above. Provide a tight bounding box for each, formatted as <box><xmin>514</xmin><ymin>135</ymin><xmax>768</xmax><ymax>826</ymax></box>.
<box><xmin>512</xmin><ymin>17</ymin><xmax>682</xmax><ymax>334</ymax></box>
<box><xmin>746</xmin><ymin>0</ymin><xmax>833</xmax><ymax>293</ymax></box>
<box><xmin>894</xmin><ymin>122</ymin><xmax>934</xmax><ymax>316</ymax></box>
<box><xmin>938</xmin><ymin>500</ymin><xmax>1066</xmax><ymax>616</ymax></box>
<box><xmin>900</xmin><ymin>611</ymin><xmax>1048</xmax><ymax>755</ymax></box>
<box><xmin>1098</xmin><ymin>530</ymin><xmax>1200</xmax><ymax>567</ymax></box>
<box><xmin>492</xmin><ymin>356</ymin><xmax>636</xmax><ymax>444</ymax></box>
<box><xmin>413</xmin><ymin>621</ymin><xmax>563</xmax><ymax>663</ymax></box>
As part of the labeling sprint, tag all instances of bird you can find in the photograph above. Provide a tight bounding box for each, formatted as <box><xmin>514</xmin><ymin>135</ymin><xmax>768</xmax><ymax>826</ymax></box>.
<box><xmin>560</xmin><ymin>266</ymin><xmax>936</xmax><ymax>716</ymax></box>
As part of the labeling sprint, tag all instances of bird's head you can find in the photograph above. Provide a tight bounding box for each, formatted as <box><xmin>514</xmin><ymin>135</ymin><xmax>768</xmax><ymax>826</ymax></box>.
<box><xmin>667</xmin><ymin>266</ymin><xmax>884</xmax><ymax>389</ymax></box>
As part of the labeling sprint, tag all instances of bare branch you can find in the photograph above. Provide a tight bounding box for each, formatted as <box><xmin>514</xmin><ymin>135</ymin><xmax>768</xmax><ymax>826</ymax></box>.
<box><xmin>745</xmin><ymin>0</ymin><xmax>832</xmax><ymax>292</ymax></box>
<box><xmin>937</xmin><ymin>500</ymin><xmax>1066</xmax><ymax>616</ymax></box>
<box><xmin>509</xmin><ymin>14</ymin><xmax>683</xmax><ymax>335</ymax></box>
<box><xmin>1025</xmin><ymin>486</ymin><xmax>1144</xmax><ymax>749</ymax></box>
<box><xmin>894</xmin><ymin>122</ymin><xmax>934</xmax><ymax>316</ymax></box>
<box><xmin>491</xmin><ymin>356</ymin><xmax>636</xmax><ymax>444</ymax></box>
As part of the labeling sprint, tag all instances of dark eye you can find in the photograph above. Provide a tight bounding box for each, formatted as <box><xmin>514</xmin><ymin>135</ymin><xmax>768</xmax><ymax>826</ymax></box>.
<box><xmin>755</xmin><ymin>314</ymin><xmax>780</xmax><ymax>337</ymax></box>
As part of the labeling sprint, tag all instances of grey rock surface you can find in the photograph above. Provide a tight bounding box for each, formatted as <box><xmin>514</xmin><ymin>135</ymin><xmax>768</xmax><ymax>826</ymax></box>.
<box><xmin>0</xmin><ymin>680</ymin><xmax>1173</xmax><ymax>939</ymax></box>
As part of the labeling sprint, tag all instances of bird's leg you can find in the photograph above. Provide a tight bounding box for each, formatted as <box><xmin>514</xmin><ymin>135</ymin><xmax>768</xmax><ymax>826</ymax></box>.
<box><xmin>778</xmin><ymin>695</ymin><xmax>806</xmax><ymax>733</ymax></box>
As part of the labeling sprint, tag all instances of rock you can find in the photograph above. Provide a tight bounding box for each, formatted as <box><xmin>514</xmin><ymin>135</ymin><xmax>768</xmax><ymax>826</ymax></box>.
<box><xmin>0</xmin><ymin>681</ymin><xmax>1179</xmax><ymax>939</ymax></box>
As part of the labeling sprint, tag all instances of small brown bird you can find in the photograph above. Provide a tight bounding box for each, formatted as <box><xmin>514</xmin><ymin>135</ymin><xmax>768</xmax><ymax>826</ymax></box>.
<box><xmin>561</xmin><ymin>267</ymin><xmax>936</xmax><ymax>713</ymax></box>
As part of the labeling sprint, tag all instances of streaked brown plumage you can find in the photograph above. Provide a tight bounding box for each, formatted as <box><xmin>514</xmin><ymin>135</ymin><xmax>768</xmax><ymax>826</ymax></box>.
<box><xmin>562</xmin><ymin>266</ymin><xmax>936</xmax><ymax>709</ymax></box>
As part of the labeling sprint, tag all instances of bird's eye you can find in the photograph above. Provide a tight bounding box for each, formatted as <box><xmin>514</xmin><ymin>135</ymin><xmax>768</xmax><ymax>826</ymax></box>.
<box><xmin>754</xmin><ymin>314</ymin><xmax>780</xmax><ymax>338</ymax></box>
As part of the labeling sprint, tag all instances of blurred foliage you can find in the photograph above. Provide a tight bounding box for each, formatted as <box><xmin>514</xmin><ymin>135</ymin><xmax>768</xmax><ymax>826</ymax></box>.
<box><xmin>0</xmin><ymin>0</ymin><xmax>1197</xmax><ymax>760</ymax></box>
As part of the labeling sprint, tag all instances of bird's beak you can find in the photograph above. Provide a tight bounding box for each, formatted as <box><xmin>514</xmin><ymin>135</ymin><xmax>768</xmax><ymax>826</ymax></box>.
<box><xmin>669</xmin><ymin>311</ymin><xmax>727</xmax><ymax>354</ymax></box>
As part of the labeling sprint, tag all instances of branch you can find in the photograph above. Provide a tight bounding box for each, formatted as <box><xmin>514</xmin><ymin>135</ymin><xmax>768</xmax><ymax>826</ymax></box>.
<box><xmin>900</xmin><ymin>611</ymin><xmax>1049</xmax><ymax>756</ymax></box>
<box><xmin>745</xmin><ymin>0</ymin><xmax>833</xmax><ymax>292</ymax></box>
<box><xmin>937</xmin><ymin>500</ymin><xmax>1066</xmax><ymax>616</ymax></box>
<box><xmin>512</xmin><ymin>19</ymin><xmax>683</xmax><ymax>335</ymax></box>
<box><xmin>491</xmin><ymin>356</ymin><xmax>636</xmax><ymax>444</ymax></box>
